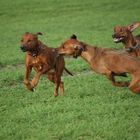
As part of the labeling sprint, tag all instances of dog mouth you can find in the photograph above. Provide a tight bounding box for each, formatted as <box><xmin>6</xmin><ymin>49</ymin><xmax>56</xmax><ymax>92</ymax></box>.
<box><xmin>73</xmin><ymin>54</ymin><xmax>78</xmax><ymax>59</ymax></box>
<box><xmin>20</xmin><ymin>46</ymin><xmax>31</xmax><ymax>52</ymax></box>
<box><xmin>73</xmin><ymin>51</ymin><xmax>82</xmax><ymax>58</ymax></box>
<box><xmin>58</xmin><ymin>49</ymin><xmax>82</xmax><ymax>59</ymax></box>
<box><xmin>113</xmin><ymin>37</ymin><xmax>124</xmax><ymax>43</ymax></box>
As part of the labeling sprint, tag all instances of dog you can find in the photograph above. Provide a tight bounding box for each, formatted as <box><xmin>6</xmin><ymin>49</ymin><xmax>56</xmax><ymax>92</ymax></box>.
<box><xmin>20</xmin><ymin>32</ymin><xmax>73</xmax><ymax>97</ymax></box>
<box><xmin>58</xmin><ymin>34</ymin><xmax>140</xmax><ymax>94</ymax></box>
<box><xmin>112</xmin><ymin>22</ymin><xmax>140</xmax><ymax>56</ymax></box>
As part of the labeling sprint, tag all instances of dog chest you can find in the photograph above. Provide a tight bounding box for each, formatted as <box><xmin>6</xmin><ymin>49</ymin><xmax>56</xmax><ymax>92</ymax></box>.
<box><xmin>32</xmin><ymin>58</ymin><xmax>43</xmax><ymax>71</ymax></box>
<box><xmin>32</xmin><ymin>57</ymin><xmax>55</xmax><ymax>73</ymax></box>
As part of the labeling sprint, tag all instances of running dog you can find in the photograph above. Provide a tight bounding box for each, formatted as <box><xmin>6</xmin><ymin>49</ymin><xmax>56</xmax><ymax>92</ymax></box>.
<box><xmin>20</xmin><ymin>32</ymin><xmax>73</xmax><ymax>96</ymax></box>
<box><xmin>58</xmin><ymin>35</ymin><xmax>140</xmax><ymax>94</ymax></box>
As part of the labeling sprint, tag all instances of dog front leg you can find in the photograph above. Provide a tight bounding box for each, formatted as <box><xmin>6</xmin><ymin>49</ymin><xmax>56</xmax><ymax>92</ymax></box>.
<box><xmin>30</xmin><ymin>71</ymin><xmax>42</xmax><ymax>90</ymax></box>
<box><xmin>24</xmin><ymin>66</ymin><xmax>33</xmax><ymax>91</ymax></box>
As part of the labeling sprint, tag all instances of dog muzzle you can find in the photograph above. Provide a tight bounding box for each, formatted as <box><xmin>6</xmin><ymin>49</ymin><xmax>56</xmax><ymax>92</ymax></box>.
<box><xmin>20</xmin><ymin>46</ymin><xmax>27</xmax><ymax>52</ymax></box>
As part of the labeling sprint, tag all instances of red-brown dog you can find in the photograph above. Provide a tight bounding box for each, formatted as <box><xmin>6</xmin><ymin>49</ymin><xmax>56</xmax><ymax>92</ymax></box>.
<box><xmin>113</xmin><ymin>22</ymin><xmax>140</xmax><ymax>56</ymax></box>
<box><xmin>20</xmin><ymin>32</ymin><xmax>72</xmax><ymax>96</ymax></box>
<box><xmin>58</xmin><ymin>35</ymin><xmax>140</xmax><ymax>94</ymax></box>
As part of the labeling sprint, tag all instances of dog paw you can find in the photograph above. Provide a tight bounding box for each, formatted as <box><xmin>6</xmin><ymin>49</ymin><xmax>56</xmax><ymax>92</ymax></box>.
<box><xmin>25</xmin><ymin>83</ymin><xmax>34</xmax><ymax>91</ymax></box>
<box><xmin>54</xmin><ymin>93</ymin><xmax>58</xmax><ymax>97</ymax></box>
<box><xmin>29</xmin><ymin>88</ymin><xmax>34</xmax><ymax>92</ymax></box>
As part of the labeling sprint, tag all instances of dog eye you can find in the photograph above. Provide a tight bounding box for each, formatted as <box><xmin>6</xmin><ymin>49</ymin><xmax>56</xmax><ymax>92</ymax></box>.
<box><xmin>120</xmin><ymin>29</ymin><xmax>124</xmax><ymax>33</ymax></box>
<box><xmin>119</xmin><ymin>29</ymin><xmax>122</xmax><ymax>32</ymax></box>
<box><xmin>21</xmin><ymin>39</ymin><xmax>23</xmax><ymax>42</ymax></box>
<box><xmin>28</xmin><ymin>40</ymin><xmax>32</xmax><ymax>43</ymax></box>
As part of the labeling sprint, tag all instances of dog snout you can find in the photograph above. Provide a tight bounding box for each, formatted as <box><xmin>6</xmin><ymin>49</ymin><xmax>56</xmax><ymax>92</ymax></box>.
<box><xmin>112</xmin><ymin>34</ymin><xmax>116</xmax><ymax>38</ymax></box>
<box><xmin>20</xmin><ymin>46</ymin><xmax>24</xmax><ymax>50</ymax></box>
<box><xmin>20</xmin><ymin>45</ymin><xmax>27</xmax><ymax>52</ymax></box>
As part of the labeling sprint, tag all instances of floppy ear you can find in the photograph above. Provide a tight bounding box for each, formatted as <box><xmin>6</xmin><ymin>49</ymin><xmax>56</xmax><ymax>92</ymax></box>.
<box><xmin>70</xmin><ymin>34</ymin><xmax>77</xmax><ymax>39</ymax></box>
<box><xmin>127</xmin><ymin>22</ymin><xmax>140</xmax><ymax>32</ymax></box>
<box><xmin>36</xmin><ymin>32</ymin><xmax>43</xmax><ymax>36</ymax></box>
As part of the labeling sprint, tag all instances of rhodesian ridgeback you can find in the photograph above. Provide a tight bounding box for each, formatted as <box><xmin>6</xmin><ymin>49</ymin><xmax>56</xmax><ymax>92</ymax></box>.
<box><xmin>20</xmin><ymin>32</ymin><xmax>72</xmax><ymax>96</ymax></box>
<box><xmin>113</xmin><ymin>22</ymin><xmax>140</xmax><ymax>56</ymax></box>
<box><xmin>58</xmin><ymin>34</ymin><xmax>140</xmax><ymax>94</ymax></box>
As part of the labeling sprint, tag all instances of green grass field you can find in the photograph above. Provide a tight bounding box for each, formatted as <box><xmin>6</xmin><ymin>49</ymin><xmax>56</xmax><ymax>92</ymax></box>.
<box><xmin>0</xmin><ymin>0</ymin><xmax>140</xmax><ymax>139</ymax></box>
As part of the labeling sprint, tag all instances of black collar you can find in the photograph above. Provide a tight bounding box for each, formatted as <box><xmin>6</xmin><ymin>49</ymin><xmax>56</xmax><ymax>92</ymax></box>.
<box><xmin>28</xmin><ymin>45</ymin><xmax>43</xmax><ymax>57</ymax></box>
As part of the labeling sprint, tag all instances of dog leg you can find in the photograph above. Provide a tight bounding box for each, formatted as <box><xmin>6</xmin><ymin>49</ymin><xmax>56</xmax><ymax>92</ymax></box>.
<box><xmin>31</xmin><ymin>72</ymin><xmax>42</xmax><ymax>90</ymax></box>
<box><xmin>60</xmin><ymin>82</ymin><xmax>64</xmax><ymax>96</ymax></box>
<box><xmin>129</xmin><ymin>85</ymin><xmax>140</xmax><ymax>93</ymax></box>
<box><xmin>112</xmin><ymin>72</ymin><xmax>129</xmax><ymax>87</ymax></box>
<box><xmin>54</xmin><ymin>76</ymin><xmax>61</xmax><ymax>97</ymax></box>
<box><xmin>23</xmin><ymin>66</ymin><xmax>33</xmax><ymax>91</ymax></box>
<box><xmin>129</xmin><ymin>83</ymin><xmax>140</xmax><ymax>93</ymax></box>
<box><xmin>129</xmin><ymin>74</ymin><xmax>140</xmax><ymax>94</ymax></box>
<box><xmin>113</xmin><ymin>72</ymin><xmax>127</xmax><ymax>77</ymax></box>
<box><xmin>47</xmin><ymin>74</ymin><xmax>64</xmax><ymax>96</ymax></box>
<box><xmin>106</xmin><ymin>72</ymin><xmax>129</xmax><ymax>87</ymax></box>
<box><xmin>47</xmin><ymin>74</ymin><xmax>56</xmax><ymax>96</ymax></box>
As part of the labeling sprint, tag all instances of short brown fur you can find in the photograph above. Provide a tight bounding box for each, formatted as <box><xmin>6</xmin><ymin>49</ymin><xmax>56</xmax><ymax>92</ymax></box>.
<box><xmin>20</xmin><ymin>32</ymin><xmax>72</xmax><ymax>97</ymax></box>
<box><xmin>58</xmin><ymin>35</ymin><xmax>140</xmax><ymax>94</ymax></box>
<box><xmin>113</xmin><ymin>22</ymin><xmax>140</xmax><ymax>56</ymax></box>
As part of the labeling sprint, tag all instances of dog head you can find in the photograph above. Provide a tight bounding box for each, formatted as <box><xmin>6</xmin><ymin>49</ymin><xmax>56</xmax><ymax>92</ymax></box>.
<box><xmin>58</xmin><ymin>34</ymin><xmax>86</xmax><ymax>58</ymax></box>
<box><xmin>112</xmin><ymin>22</ymin><xmax>140</xmax><ymax>43</ymax></box>
<box><xmin>20</xmin><ymin>32</ymin><xmax>42</xmax><ymax>52</ymax></box>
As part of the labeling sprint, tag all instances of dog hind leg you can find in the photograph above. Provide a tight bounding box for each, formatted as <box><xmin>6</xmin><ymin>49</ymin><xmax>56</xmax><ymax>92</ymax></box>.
<box><xmin>128</xmin><ymin>74</ymin><xmax>140</xmax><ymax>94</ymax></box>
<box><xmin>106</xmin><ymin>71</ymin><xmax>129</xmax><ymax>87</ymax></box>
<box><xmin>47</xmin><ymin>74</ymin><xmax>64</xmax><ymax>96</ymax></box>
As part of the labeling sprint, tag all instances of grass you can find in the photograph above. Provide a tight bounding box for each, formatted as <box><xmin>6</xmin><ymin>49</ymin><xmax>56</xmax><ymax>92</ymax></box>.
<box><xmin>0</xmin><ymin>0</ymin><xmax>140</xmax><ymax>139</ymax></box>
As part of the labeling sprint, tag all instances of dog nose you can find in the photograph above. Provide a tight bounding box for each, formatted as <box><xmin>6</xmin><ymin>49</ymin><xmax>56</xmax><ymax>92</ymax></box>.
<box><xmin>20</xmin><ymin>46</ymin><xmax>27</xmax><ymax>52</ymax></box>
<box><xmin>112</xmin><ymin>34</ymin><xmax>115</xmax><ymax>38</ymax></box>
<box><xmin>20</xmin><ymin>46</ymin><xmax>25</xmax><ymax>50</ymax></box>
<box><xmin>20</xmin><ymin>46</ymin><xmax>24</xmax><ymax>49</ymax></box>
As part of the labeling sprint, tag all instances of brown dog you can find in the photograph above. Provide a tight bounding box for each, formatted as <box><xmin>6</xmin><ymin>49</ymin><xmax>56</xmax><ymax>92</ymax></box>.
<box><xmin>58</xmin><ymin>34</ymin><xmax>140</xmax><ymax>94</ymax></box>
<box><xmin>113</xmin><ymin>22</ymin><xmax>140</xmax><ymax>56</ymax></box>
<box><xmin>20</xmin><ymin>32</ymin><xmax>73</xmax><ymax>96</ymax></box>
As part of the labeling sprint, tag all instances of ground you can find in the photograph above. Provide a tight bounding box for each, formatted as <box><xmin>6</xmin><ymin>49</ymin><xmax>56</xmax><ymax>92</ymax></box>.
<box><xmin>0</xmin><ymin>0</ymin><xmax>140</xmax><ymax>139</ymax></box>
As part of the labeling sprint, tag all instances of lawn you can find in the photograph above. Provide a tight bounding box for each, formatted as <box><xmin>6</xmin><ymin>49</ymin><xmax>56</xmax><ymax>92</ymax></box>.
<box><xmin>0</xmin><ymin>0</ymin><xmax>140</xmax><ymax>139</ymax></box>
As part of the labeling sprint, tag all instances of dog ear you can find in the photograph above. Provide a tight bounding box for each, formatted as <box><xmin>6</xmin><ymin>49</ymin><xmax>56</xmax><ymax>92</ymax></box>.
<box><xmin>36</xmin><ymin>32</ymin><xmax>43</xmax><ymax>36</ymax></box>
<box><xmin>24</xmin><ymin>32</ymin><xmax>30</xmax><ymax>34</ymax></box>
<box><xmin>70</xmin><ymin>34</ymin><xmax>77</xmax><ymax>39</ymax></box>
<box><xmin>127</xmin><ymin>22</ymin><xmax>140</xmax><ymax>32</ymax></box>
<box><xmin>80</xmin><ymin>42</ymin><xmax>87</xmax><ymax>51</ymax></box>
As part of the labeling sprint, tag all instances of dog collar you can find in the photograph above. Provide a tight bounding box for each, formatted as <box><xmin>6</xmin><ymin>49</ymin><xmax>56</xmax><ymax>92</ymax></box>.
<box><xmin>132</xmin><ymin>42</ymin><xmax>139</xmax><ymax>49</ymax></box>
<box><xmin>125</xmin><ymin>42</ymin><xmax>139</xmax><ymax>52</ymax></box>
<box><xmin>32</xmin><ymin>53</ymin><xmax>37</xmax><ymax>57</ymax></box>
<box><xmin>28</xmin><ymin>45</ymin><xmax>43</xmax><ymax>57</ymax></box>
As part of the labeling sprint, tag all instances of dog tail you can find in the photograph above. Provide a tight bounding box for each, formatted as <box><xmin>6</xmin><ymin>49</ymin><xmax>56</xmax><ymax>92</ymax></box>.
<box><xmin>64</xmin><ymin>67</ymin><xmax>73</xmax><ymax>76</ymax></box>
